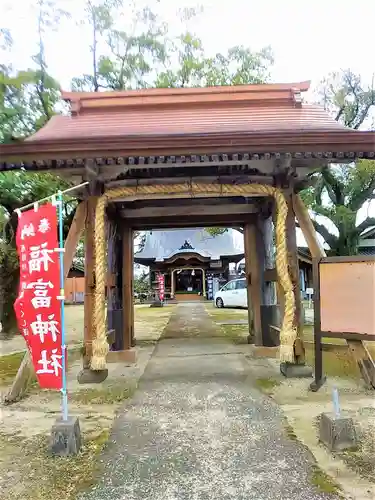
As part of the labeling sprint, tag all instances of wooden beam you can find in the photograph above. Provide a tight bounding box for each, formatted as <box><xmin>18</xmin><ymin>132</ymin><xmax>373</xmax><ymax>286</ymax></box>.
<box><xmin>285</xmin><ymin>193</ymin><xmax>303</xmax><ymax>338</ymax></box>
<box><xmin>83</xmin><ymin>196</ymin><xmax>97</xmax><ymax>365</ymax></box>
<box><xmin>107</xmin><ymin>174</ymin><xmax>275</xmax><ymax>188</ymax></box>
<box><xmin>122</xmin><ymin>224</ymin><xmax>134</xmax><ymax>350</ymax></box>
<box><xmin>292</xmin><ymin>194</ymin><xmax>326</xmax><ymax>258</ymax></box>
<box><xmin>244</xmin><ymin>223</ymin><xmax>262</xmax><ymax>345</ymax></box>
<box><xmin>121</xmin><ymin>204</ymin><xmax>258</xmax><ymax>218</ymax></box>
<box><xmin>129</xmin><ymin>214</ymin><xmax>257</xmax><ymax>230</ymax></box>
<box><xmin>63</xmin><ymin>201</ymin><xmax>87</xmax><ymax>277</ymax></box>
<box><xmin>84</xmin><ymin>159</ymin><xmax>99</xmax><ymax>180</ymax></box>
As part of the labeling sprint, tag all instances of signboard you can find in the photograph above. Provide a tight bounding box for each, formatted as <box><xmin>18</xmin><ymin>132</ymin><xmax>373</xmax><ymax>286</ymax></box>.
<box><xmin>210</xmin><ymin>260</ymin><xmax>222</xmax><ymax>269</ymax></box>
<box><xmin>318</xmin><ymin>258</ymin><xmax>375</xmax><ymax>336</ymax></box>
<box><xmin>310</xmin><ymin>256</ymin><xmax>375</xmax><ymax>393</ymax></box>
<box><xmin>306</xmin><ymin>287</ymin><xmax>313</xmax><ymax>295</ymax></box>
<box><xmin>158</xmin><ymin>273</ymin><xmax>165</xmax><ymax>301</ymax></box>
<box><xmin>13</xmin><ymin>204</ymin><xmax>63</xmax><ymax>390</ymax></box>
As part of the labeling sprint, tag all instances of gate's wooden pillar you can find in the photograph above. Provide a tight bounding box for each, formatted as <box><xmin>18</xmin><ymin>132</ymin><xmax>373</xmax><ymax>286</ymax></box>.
<box><xmin>244</xmin><ymin>222</ymin><xmax>262</xmax><ymax>345</ymax></box>
<box><xmin>122</xmin><ymin>224</ymin><xmax>134</xmax><ymax>350</ymax></box>
<box><xmin>107</xmin><ymin>214</ymin><xmax>124</xmax><ymax>351</ymax></box>
<box><xmin>285</xmin><ymin>192</ymin><xmax>304</xmax><ymax>361</ymax></box>
<box><xmin>83</xmin><ymin>195</ymin><xmax>97</xmax><ymax>367</ymax></box>
<box><xmin>259</xmin><ymin>215</ymin><xmax>276</xmax><ymax>306</ymax></box>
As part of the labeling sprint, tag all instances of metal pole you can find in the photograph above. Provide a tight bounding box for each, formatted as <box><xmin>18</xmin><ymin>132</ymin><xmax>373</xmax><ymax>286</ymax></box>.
<box><xmin>57</xmin><ymin>191</ymin><xmax>68</xmax><ymax>421</ymax></box>
<box><xmin>17</xmin><ymin>181</ymin><xmax>89</xmax><ymax>213</ymax></box>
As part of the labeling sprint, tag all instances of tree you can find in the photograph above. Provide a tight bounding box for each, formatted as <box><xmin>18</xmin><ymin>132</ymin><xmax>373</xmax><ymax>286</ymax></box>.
<box><xmin>0</xmin><ymin>1</ymin><xmax>66</xmax><ymax>143</ymax></box>
<box><xmin>0</xmin><ymin>1</ymin><xmax>71</xmax><ymax>332</ymax></box>
<box><xmin>300</xmin><ymin>161</ymin><xmax>375</xmax><ymax>255</ymax></box>
<box><xmin>209</xmin><ymin>70</ymin><xmax>375</xmax><ymax>256</ymax></box>
<box><xmin>72</xmin><ymin>0</ymin><xmax>168</xmax><ymax>91</ymax></box>
<box><xmin>0</xmin><ymin>172</ymin><xmax>71</xmax><ymax>332</ymax></box>
<box><xmin>155</xmin><ymin>32</ymin><xmax>273</xmax><ymax>88</ymax></box>
<box><xmin>300</xmin><ymin>70</ymin><xmax>375</xmax><ymax>255</ymax></box>
<box><xmin>318</xmin><ymin>69</ymin><xmax>375</xmax><ymax>130</ymax></box>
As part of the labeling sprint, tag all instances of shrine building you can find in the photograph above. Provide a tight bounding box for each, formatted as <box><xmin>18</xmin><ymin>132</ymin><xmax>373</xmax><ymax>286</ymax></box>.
<box><xmin>135</xmin><ymin>228</ymin><xmax>243</xmax><ymax>300</ymax></box>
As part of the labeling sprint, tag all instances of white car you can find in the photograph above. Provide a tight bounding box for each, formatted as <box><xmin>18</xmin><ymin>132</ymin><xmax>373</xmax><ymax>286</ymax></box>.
<box><xmin>214</xmin><ymin>278</ymin><xmax>247</xmax><ymax>308</ymax></box>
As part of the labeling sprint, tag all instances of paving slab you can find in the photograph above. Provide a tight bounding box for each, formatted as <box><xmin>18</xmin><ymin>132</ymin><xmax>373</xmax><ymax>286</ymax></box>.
<box><xmin>79</xmin><ymin>303</ymin><xmax>340</xmax><ymax>500</ymax></box>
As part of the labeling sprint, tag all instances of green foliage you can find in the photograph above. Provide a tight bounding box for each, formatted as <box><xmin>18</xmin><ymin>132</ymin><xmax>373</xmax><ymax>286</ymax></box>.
<box><xmin>299</xmin><ymin>69</ymin><xmax>375</xmax><ymax>255</ymax></box>
<box><xmin>72</xmin><ymin>2</ymin><xmax>273</xmax><ymax>92</ymax></box>
<box><xmin>134</xmin><ymin>271</ymin><xmax>150</xmax><ymax>296</ymax></box>
<box><xmin>317</xmin><ymin>70</ymin><xmax>375</xmax><ymax>129</ymax></box>
<box><xmin>72</xmin><ymin>1</ymin><xmax>168</xmax><ymax>91</ymax></box>
<box><xmin>155</xmin><ymin>32</ymin><xmax>273</xmax><ymax>88</ymax></box>
<box><xmin>301</xmin><ymin>161</ymin><xmax>375</xmax><ymax>256</ymax></box>
<box><xmin>206</xmin><ymin>227</ymin><xmax>228</xmax><ymax>237</ymax></box>
<box><xmin>0</xmin><ymin>67</ymin><xmax>60</xmax><ymax>143</ymax></box>
<box><xmin>0</xmin><ymin>172</ymin><xmax>72</xmax><ymax>331</ymax></box>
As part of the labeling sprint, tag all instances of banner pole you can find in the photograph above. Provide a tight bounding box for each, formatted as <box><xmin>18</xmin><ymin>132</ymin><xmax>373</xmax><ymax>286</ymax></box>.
<box><xmin>17</xmin><ymin>181</ymin><xmax>89</xmax><ymax>213</ymax></box>
<box><xmin>57</xmin><ymin>191</ymin><xmax>68</xmax><ymax>421</ymax></box>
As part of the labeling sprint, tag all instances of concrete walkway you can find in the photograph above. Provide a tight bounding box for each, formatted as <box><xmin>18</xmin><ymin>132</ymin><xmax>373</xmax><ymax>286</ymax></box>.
<box><xmin>81</xmin><ymin>303</ymin><xmax>339</xmax><ymax>500</ymax></box>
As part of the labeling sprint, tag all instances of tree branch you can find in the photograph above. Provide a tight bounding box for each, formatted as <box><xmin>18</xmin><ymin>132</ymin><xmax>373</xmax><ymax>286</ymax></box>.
<box><xmin>356</xmin><ymin>217</ymin><xmax>375</xmax><ymax>235</ymax></box>
<box><xmin>297</xmin><ymin>219</ymin><xmax>337</xmax><ymax>249</ymax></box>
<box><xmin>349</xmin><ymin>174</ymin><xmax>375</xmax><ymax>211</ymax></box>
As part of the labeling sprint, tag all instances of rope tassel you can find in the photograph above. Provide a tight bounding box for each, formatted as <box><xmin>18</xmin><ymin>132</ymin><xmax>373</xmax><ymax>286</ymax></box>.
<box><xmin>91</xmin><ymin>183</ymin><xmax>298</xmax><ymax>370</ymax></box>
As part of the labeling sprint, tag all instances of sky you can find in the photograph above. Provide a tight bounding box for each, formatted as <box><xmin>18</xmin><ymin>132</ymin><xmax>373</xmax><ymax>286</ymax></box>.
<box><xmin>1</xmin><ymin>0</ymin><xmax>374</xmax><ymax>248</ymax></box>
<box><xmin>1</xmin><ymin>0</ymin><xmax>374</xmax><ymax>90</ymax></box>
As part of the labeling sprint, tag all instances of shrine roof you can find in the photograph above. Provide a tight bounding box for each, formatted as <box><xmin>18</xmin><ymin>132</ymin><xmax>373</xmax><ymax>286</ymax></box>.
<box><xmin>134</xmin><ymin>228</ymin><xmax>243</xmax><ymax>263</ymax></box>
<box><xmin>28</xmin><ymin>81</ymin><xmax>341</xmax><ymax>141</ymax></box>
<box><xmin>1</xmin><ymin>81</ymin><xmax>374</xmax><ymax>169</ymax></box>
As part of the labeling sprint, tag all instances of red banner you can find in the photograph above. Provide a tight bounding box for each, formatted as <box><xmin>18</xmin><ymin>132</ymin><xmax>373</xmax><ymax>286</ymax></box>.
<box><xmin>14</xmin><ymin>204</ymin><xmax>63</xmax><ymax>390</ymax></box>
<box><xmin>158</xmin><ymin>273</ymin><xmax>165</xmax><ymax>301</ymax></box>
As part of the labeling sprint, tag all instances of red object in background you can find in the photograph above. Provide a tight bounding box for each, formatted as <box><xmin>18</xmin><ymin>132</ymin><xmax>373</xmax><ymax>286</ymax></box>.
<box><xmin>13</xmin><ymin>204</ymin><xmax>63</xmax><ymax>390</ymax></box>
<box><xmin>158</xmin><ymin>273</ymin><xmax>165</xmax><ymax>301</ymax></box>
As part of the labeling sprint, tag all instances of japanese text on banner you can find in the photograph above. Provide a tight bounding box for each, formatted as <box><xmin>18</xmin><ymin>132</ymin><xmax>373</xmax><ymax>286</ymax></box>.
<box><xmin>14</xmin><ymin>204</ymin><xmax>63</xmax><ymax>390</ymax></box>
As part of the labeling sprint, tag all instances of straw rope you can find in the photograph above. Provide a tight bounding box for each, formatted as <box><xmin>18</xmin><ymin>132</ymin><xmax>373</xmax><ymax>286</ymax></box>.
<box><xmin>91</xmin><ymin>182</ymin><xmax>298</xmax><ymax>370</ymax></box>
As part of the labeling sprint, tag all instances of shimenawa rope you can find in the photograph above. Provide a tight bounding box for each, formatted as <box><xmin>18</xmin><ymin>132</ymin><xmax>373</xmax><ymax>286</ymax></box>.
<box><xmin>91</xmin><ymin>183</ymin><xmax>298</xmax><ymax>370</ymax></box>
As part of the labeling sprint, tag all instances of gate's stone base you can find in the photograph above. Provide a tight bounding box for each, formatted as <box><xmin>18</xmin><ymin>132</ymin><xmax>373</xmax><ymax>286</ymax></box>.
<box><xmin>280</xmin><ymin>362</ymin><xmax>313</xmax><ymax>378</ymax></box>
<box><xmin>77</xmin><ymin>368</ymin><xmax>109</xmax><ymax>384</ymax></box>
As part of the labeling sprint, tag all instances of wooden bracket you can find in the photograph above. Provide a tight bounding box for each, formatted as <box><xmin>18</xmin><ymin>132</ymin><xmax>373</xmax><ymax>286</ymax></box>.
<box><xmin>347</xmin><ymin>339</ymin><xmax>375</xmax><ymax>389</ymax></box>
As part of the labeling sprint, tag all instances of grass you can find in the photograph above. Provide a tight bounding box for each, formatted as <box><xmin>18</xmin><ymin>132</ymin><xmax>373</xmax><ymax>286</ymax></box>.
<box><xmin>255</xmin><ymin>377</ymin><xmax>281</xmax><ymax>392</ymax></box>
<box><xmin>280</xmin><ymin>420</ymin><xmax>343</xmax><ymax>496</ymax></box>
<box><xmin>304</xmin><ymin>346</ymin><xmax>361</xmax><ymax>379</ymax></box>
<box><xmin>339</xmin><ymin>447</ymin><xmax>375</xmax><ymax>484</ymax></box>
<box><xmin>309</xmin><ymin>464</ymin><xmax>343</xmax><ymax>496</ymax></box>
<box><xmin>217</xmin><ymin>324</ymin><xmax>249</xmax><ymax>343</ymax></box>
<box><xmin>0</xmin><ymin>430</ymin><xmax>110</xmax><ymax>500</ymax></box>
<box><xmin>70</xmin><ymin>384</ymin><xmax>135</xmax><ymax>405</ymax></box>
<box><xmin>0</xmin><ymin>346</ymin><xmax>83</xmax><ymax>386</ymax></box>
<box><xmin>0</xmin><ymin>352</ymin><xmax>25</xmax><ymax>383</ymax></box>
<box><xmin>283</xmin><ymin>421</ymin><xmax>298</xmax><ymax>441</ymax></box>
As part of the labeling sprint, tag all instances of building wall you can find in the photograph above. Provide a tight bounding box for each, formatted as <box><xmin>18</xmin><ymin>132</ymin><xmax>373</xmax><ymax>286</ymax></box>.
<box><xmin>65</xmin><ymin>277</ymin><xmax>85</xmax><ymax>304</ymax></box>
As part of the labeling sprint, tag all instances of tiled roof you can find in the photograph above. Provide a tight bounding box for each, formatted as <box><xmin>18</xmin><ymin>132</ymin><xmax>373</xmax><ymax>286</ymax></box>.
<box><xmin>26</xmin><ymin>82</ymin><xmax>346</xmax><ymax>143</ymax></box>
<box><xmin>1</xmin><ymin>81</ymin><xmax>374</xmax><ymax>166</ymax></box>
<box><xmin>26</xmin><ymin>102</ymin><xmax>345</xmax><ymax>142</ymax></box>
<box><xmin>135</xmin><ymin>228</ymin><xmax>243</xmax><ymax>262</ymax></box>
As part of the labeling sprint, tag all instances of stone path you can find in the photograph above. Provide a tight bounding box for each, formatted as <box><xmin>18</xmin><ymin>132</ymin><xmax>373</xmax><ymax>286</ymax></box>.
<box><xmin>80</xmin><ymin>303</ymin><xmax>339</xmax><ymax>500</ymax></box>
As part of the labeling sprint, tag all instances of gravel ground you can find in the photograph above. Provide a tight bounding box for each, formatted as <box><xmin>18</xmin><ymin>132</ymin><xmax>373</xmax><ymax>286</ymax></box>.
<box><xmin>79</xmin><ymin>303</ymin><xmax>340</xmax><ymax>500</ymax></box>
